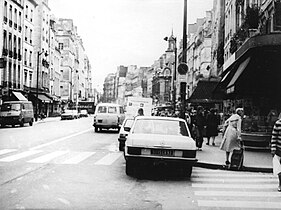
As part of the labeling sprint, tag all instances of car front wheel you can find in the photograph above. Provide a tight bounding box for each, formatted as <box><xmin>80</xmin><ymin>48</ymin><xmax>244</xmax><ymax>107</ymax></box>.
<box><xmin>125</xmin><ymin>160</ymin><xmax>135</xmax><ymax>176</ymax></box>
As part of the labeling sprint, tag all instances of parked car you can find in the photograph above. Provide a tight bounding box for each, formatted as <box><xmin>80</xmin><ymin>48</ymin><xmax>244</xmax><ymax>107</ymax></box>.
<box><xmin>118</xmin><ymin>117</ymin><xmax>135</xmax><ymax>151</ymax></box>
<box><xmin>124</xmin><ymin>116</ymin><xmax>197</xmax><ymax>177</ymax></box>
<box><xmin>93</xmin><ymin>103</ymin><xmax>125</xmax><ymax>132</ymax></box>
<box><xmin>0</xmin><ymin>101</ymin><xmax>34</xmax><ymax>127</ymax></box>
<box><xmin>61</xmin><ymin>110</ymin><xmax>79</xmax><ymax>120</ymax></box>
<box><xmin>79</xmin><ymin>109</ymin><xmax>88</xmax><ymax>117</ymax></box>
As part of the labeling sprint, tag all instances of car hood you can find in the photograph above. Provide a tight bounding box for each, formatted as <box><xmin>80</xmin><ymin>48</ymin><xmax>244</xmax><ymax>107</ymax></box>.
<box><xmin>127</xmin><ymin>134</ymin><xmax>196</xmax><ymax>150</ymax></box>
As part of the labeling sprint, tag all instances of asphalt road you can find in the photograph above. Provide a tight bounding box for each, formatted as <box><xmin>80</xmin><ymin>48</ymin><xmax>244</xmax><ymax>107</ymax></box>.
<box><xmin>0</xmin><ymin>116</ymin><xmax>280</xmax><ymax>210</ymax></box>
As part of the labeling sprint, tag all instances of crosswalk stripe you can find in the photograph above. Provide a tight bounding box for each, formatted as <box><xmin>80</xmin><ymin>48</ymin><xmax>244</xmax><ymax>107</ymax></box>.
<box><xmin>195</xmin><ymin>191</ymin><xmax>281</xmax><ymax>197</ymax></box>
<box><xmin>27</xmin><ymin>151</ymin><xmax>68</xmax><ymax>163</ymax></box>
<box><xmin>197</xmin><ymin>200</ymin><xmax>281</xmax><ymax>209</ymax></box>
<box><xmin>0</xmin><ymin>150</ymin><xmax>42</xmax><ymax>162</ymax></box>
<box><xmin>60</xmin><ymin>152</ymin><xmax>95</xmax><ymax>164</ymax></box>
<box><xmin>192</xmin><ymin>183</ymin><xmax>276</xmax><ymax>189</ymax></box>
<box><xmin>0</xmin><ymin>149</ymin><xmax>17</xmax><ymax>156</ymax></box>
<box><xmin>192</xmin><ymin>178</ymin><xmax>277</xmax><ymax>183</ymax></box>
<box><xmin>95</xmin><ymin>153</ymin><xmax>122</xmax><ymax>165</ymax></box>
<box><xmin>193</xmin><ymin>173</ymin><xmax>275</xmax><ymax>178</ymax></box>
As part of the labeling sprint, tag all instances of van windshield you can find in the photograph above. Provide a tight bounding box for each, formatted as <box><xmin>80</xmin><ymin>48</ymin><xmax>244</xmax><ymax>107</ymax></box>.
<box><xmin>97</xmin><ymin>106</ymin><xmax>107</xmax><ymax>113</ymax></box>
<box><xmin>1</xmin><ymin>104</ymin><xmax>21</xmax><ymax>111</ymax></box>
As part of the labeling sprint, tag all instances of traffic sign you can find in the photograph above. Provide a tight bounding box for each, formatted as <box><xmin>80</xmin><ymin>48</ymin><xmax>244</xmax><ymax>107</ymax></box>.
<box><xmin>177</xmin><ymin>63</ymin><xmax>188</xmax><ymax>75</ymax></box>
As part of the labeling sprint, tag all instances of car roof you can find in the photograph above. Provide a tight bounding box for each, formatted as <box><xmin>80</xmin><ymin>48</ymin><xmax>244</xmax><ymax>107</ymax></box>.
<box><xmin>96</xmin><ymin>103</ymin><xmax>122</xmax><ymax>107</ymax></box>
<box><xmin>134</xmin><ymin>116</ymin><xmax>185</xmax><ymax>122</ymax></box>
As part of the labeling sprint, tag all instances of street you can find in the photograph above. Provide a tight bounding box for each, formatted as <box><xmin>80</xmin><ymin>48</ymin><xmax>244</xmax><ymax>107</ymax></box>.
<box><xmin>0</xmin><ymin>117</ymin><xmax>280</xmax><ymax>210</ymax></box>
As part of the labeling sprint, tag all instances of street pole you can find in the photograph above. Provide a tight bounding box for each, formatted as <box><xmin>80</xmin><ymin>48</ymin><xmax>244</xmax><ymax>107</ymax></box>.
<box><xmin>173</xmin><ymin>38</ymin><xmax>177</xmax><ymax>112</ymax></box>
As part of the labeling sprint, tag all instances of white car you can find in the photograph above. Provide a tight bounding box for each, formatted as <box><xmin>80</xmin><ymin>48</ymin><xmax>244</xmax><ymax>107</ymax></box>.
<box><xmin>118</xmin><ymin>117</ymin><xmax>135</xmax><ymax>151</ymax></box>
<box><xmin>124</xmin><ymin>116</ymin><xmax>197</xmax><ymax>177</ymax></box>
<box><xmin>61</xmin><ymin>110</ymin><xmax>79</xmax><ymax>120</ymax></box>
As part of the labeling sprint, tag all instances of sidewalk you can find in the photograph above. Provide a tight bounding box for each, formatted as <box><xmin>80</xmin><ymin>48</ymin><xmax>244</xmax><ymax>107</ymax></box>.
<box><xmin>195</xmin><ymin>133</ymin><xmax>273</xmax><ymax>173</ymax></box>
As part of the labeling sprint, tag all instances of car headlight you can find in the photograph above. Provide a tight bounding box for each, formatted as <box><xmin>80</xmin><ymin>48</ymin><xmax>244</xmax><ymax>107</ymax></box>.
<box><xmin>127</xmin><ymin>147</ymin><xmax>141</xmax><ymax>155</ymax></box>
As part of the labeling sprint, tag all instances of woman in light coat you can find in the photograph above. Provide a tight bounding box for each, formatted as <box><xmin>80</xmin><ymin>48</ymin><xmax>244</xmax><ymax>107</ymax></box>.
<box><xmin>220</xmin><ymin>114</ymin><xmax>241</xmax><ymax>166</ymax></box>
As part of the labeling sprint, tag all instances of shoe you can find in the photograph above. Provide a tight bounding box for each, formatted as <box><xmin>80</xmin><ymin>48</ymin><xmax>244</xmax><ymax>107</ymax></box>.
<box><xmin>278</xmin><ymin>186</ymin><xmax>281</xmax><ymax>192</ymax></box>
<box><xmin>212</xmin><ymin>143</ymin><xmax>215</xmax><ymax>146</ymax></box>
<box><xmin>225</xmin><ymin>161</ymin><xmax>230</xmax><ymax>165</ymax></box>
<box><xmin>206</xmin><ymin>142</ymin><xmax>209</xmax><ymax>145</ymax></box>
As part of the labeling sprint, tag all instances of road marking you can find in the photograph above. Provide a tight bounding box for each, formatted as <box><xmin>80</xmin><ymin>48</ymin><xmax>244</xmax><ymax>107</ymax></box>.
<box><xmin>27</xmin><ymin>151</ymin><xmax>68</xmax><ymax>163</ymax></box>
<box><xmin>0</xmin><ymin>150</ymin><xmax>42</xmax><ymax>162</ymax></box>
<box><xmin>192</xmin><ymin>178</ymin><xmax>277</xmax><ymax>183</ymax></box>
<box><xmin>195</xmin><ymin>191</ymin><xmax>281</xmax><ymax>197</ymax></box>
<box><xmin>60</xmin><ymin>152</ymin><xmax>95</xmax><ymax>164</ymax></box>
<box><xmin>192</xmin><ymin>183</ymin><xmax>276</xmax><ymax>189</ymax></box>
<box><xmin>193</xmin><ymin>173</ymin><xmax>275</xmax><ymax>178</ymax></box>
<box><xmin>0</xmin><ymin>149</ymin><xmax>17</xmax><ymax>156</ymax></box>
<box><xmin>29</xmin><ymin>128</ymin><xmax>92</xmax><ymax>150</ymax></box>
<box><xmin>95</xmin><ymin>153</ymin><xmax>122</xmax><ymax>165</ymax></box>
<box><xmin>197</xmin><ymin>200</ymin><xmax>281</xmax><ymax>209</ymax></box>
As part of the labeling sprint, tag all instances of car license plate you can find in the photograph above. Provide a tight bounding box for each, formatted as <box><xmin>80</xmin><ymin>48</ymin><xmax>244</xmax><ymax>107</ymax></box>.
<box><xmin>151</xmin><ymin>149</ymin><xmax>174</xmax><ymax>156</ymax></box>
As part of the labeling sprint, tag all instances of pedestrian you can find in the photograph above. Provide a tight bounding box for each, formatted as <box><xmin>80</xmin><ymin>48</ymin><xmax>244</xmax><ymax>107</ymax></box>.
<box><xmin>223</xmin><ymin>107</ymin><xmax>244</xmax><ymax>139</ymax></box>
<box><xmin>137</xmin><ymin>108</ymin><xmax>144</xmax><ymax>116</ymax></box>
<box><xmin>194</xmin><ymin>106</ymin><xmax>206</xmax><ymax>151</ymax></box>
<box><xmin>206</xmin><ymin>108</ymin><xmax>220</xmax><ymax>146</ymax></box>
<box><xmin>271</xmin><ymin>112</ymin><xmax>281</xmax><ymax>192</ymax></box>
<box><xmin>220</xmin><ymin>114</ymin><xmax>241</xmax><ymax>167</ymax></box>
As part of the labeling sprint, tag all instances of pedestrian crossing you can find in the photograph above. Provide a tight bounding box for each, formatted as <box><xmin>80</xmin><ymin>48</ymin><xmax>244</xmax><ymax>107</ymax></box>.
<box><xmin>192</xmin><ymin>168</ymin><xmax>281</xmax><ymax>209</ymax></box>
<box><xmin>0</xmin><ymin>148</ymin><xmax>123</xmax><ymax>166</ymax></box>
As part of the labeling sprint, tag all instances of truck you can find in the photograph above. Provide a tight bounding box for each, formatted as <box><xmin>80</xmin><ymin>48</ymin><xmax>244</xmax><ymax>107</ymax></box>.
<box><xmin>125</xmin><ymin>97</ymin><xmax>153</xmax><ymax>118</ymax></box>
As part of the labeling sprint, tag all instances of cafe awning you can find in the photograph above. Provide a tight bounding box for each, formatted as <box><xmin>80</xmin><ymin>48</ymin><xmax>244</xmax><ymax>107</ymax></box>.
<box><xmin>32</xmin><ymin>93</ymin><xmax>53</xmax><ymax>103</ymax></box>
<box><xmin>227</xmin><ymin>57</ymin><xmax>251</xmax><ymax>94</ymax></box>
<box><xmin>12</xmin><ymin>91</ymin><xmax>28</xmax><ymax>101</ymax></box>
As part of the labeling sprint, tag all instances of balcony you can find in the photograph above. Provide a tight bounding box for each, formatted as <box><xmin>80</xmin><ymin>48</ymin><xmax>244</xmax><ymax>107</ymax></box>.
<box><xmin>9</xmin><ymin>20</ymin><xmax>12</xmax><ymax>27</ymax></box>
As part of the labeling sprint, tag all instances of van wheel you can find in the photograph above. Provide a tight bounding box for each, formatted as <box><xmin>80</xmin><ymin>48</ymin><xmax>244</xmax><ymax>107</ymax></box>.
<box><xmin>20</xmin><ymin>120</ymin><xmax>24</xmax><ymax>127</ymax></box>
<box><xmin>29</xmin><ymin>120</ymin><xmax>33</xmax><ymax>126</ymax></box>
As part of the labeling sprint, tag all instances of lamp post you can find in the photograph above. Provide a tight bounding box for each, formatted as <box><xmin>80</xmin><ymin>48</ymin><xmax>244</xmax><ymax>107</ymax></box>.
<box><xmin>164</xmin><ymin>36</ymin><xmax>177</xmax><ymax>112</ymax></box>
<box><xmin>35</xmin><ymin>50</ymin><xmax>48</xmax><ymax>121</ymax></box>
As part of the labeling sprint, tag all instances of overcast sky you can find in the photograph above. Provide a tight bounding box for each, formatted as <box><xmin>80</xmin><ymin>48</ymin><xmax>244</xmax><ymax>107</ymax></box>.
<box><xmin>49</xmin><ymin>0</ymin><xmax>213</xmax><ymax>91</ymax></box>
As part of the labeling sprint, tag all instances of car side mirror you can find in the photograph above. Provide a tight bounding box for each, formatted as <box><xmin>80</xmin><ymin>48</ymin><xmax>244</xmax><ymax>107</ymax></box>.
<box><xmin>124</xmin><ymin>127</ymin><xmax>131</xmax><ymax>132</ymax></box>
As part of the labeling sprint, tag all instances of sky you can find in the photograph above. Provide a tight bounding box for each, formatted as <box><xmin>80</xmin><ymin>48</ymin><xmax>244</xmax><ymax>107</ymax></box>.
<box><xmin>48</xmin><ymin>0</ymin><xmax>214</xmax><ymax>91</ymax></box>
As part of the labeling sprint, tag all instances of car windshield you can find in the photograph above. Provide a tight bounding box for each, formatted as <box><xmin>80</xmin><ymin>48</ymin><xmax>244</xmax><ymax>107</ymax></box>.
<box><xmin>108</xmin><ymin>106</ymin><xmax>117</xmax><ymax>114</ymax></box>
<box><xmin>124</xmin><ymin>119</ymin><xmax>134</xmax><ymax>128</ymax></box>
<box><xmin>132</xmin><ymin>119</ymin><xmax>189</xmax><ymax>136</ymax></box>
<box><xmin>64</xmin><ymin>110</ymin><xmax>73</xmax><ymax>114</ymax></box>
<box><xmin>1</xmin><ymin>104</ymin><xmax>21</xmax><ymax>111</ymax></box>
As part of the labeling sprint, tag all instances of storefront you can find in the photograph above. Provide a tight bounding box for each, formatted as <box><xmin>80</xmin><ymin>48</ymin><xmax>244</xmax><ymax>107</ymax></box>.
<box><xmin>219</xmin><ymin>35</ymin><xmax>281</xmax><ymax>149</ymax></box>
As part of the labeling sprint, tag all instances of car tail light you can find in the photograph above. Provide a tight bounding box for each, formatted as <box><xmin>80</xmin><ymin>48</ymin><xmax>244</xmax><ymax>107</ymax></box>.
<box><xmin>174</xmin><ymin>150</ymin><xmax>183</xmax><ymax>157</ymax></box>
<box><xmin>127</xmin><ymin>147</ymin><xmax>141</xmax><ymax>155</ymax></box>
<box><xmin>183</xmin><ymin>150</ymin><xmax>196</xmax><ymax>158</ymax></box>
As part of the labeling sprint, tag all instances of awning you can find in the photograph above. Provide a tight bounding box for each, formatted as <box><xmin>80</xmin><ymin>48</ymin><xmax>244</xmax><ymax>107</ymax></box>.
<box><xmin>188</xmin><ymin>80</ymin><xmax>222</xmax><ymax>103</ymax></box>
<box><xmin>227</xmin><ymin>57</ymin><xmax>251</xmax><ymax>93</ymax></box>
<box><xmin>12</xmin><ymin>91</ymin><xmax>28</xmax><ymax>101</ymax></box>
<box><xmin>33</xmin><ymin>93</ymin><xmax>53</xmax><ymax>103</ymax></box>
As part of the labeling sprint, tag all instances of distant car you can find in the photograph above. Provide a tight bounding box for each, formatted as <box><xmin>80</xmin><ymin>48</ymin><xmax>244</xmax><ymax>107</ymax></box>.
<box><xmin>61</xmin><ymin>110</ymin><xmax>79</xmax><ymax>120</ymax></box>
<box><xmin>124</xmin><ymin>116</ymin><xmax>197</xmax><ymax>177</ymax></box>
<box><xmin>118</xmin><ymin>117</ymin><xmax>135</xmax><ymax>151</ymax></box>
<box><xmin>79</xmin><ymin>109</ymin><xmax>88</xmax><ymax>117</ymax></box>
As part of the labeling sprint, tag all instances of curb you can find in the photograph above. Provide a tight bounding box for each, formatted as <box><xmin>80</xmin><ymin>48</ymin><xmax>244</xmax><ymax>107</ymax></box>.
<box><xmin>195</xmin><ymin>161</ymin><xmax>273</xmax><ymax>173</ymax></box>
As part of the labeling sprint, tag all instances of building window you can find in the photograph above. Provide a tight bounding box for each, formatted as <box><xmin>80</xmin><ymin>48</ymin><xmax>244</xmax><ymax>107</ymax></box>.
<box><xmin>29</xmin><ymin>73</ymin><xmax>32</xmax><ymax>87</ymax></box>
<box><xmin>59</xmin><ymin>43</ymin><xmax>63</xmax><ymax>50</ymax></box>
<box><xmin>4</xmin><ymin>1</ymin><xmax>8</xmax><ymax>20</ymax></box>
<box><xmin>18</xmin><ymin>37</ymin><xmax>21</xmax><ymax>57</ymax></box>
<box><xmin>24</xmin><ymin>70</ymin><xmax>28</xmax><ymax>86</ymax></box>
<box><xmin>25</xmin><ymin>5</ymin><xmax>28</xmax><ymax>19</ymax></box>
<box><xmin>18</xmin><ymin>65</ymin><xmax>21</xmax><ymax>87</ymax></box>
<box><xmin>8</xmin><ymin>33</ymin><xmax>12</xmax><ymax>52</ymax></box>
<box><xmin>3</xmin><ymin>30</ymin><xmax>7</xmax><ymax>50</ymax></box>
<box><xmin>18</xmin><ymin>11</ymin><xmax>22</xmax><ymax>31</ymax></box>
<box><xmin>9</xmin><ymin>5</ymin><xmax>12</xmax><ymax>21</ymax></box>
<box><xmin>24</xmin><ymin>49</ymin><xmax>27</xmax><ymax>65</ymax></box>
<box><xmin>25</xmin><ymin>26</ymin><xmax>28</xmax><ymax>41</ymax></box>
<box><xmin>13</xmin><ymin>64</ymin><xmax>17</xmax><ymax>84</ymax></box>
<box><xmin>29</xmin><ymin>51</ymin><xmax>32</xmax><ymax>67</ymax></box>
<box><xmin>13</xmin><ymin>35</ymin><xmax>17</xmax><ymax>55</ymax></box>
<box><xmin>29</xmin><ymin>29</ymin><xmax>32</xmax><ymax>44</ymax></box>
<box><xmin>14</xmin><ymin>8</ymin><xmax>17</xmax><ymax>26</ymax></box>
<box><xmin>30</xmin><ymin>9</ymin><xmax>33</xmax><ymax>22</ymax></box>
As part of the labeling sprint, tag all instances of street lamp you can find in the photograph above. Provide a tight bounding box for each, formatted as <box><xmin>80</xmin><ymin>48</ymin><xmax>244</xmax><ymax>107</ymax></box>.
<box><xmin>35</xmin><ymin>50</ymin><xmax>48</xmax><ymax>121</ymax></box>
<box><xmin>164</xmin><ymin>36</ymin><xmax>177</xmax><ymax>112</ymax></box>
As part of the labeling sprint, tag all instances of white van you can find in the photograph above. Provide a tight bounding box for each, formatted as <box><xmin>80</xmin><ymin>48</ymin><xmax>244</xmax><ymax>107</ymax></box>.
<box><xmin>0</xmin><ymin>101</ymin><xmax>34</xmax><ymax>127</ymax></box>
<box><xmin>93</xmin><ymin>103</ymin><xmax>125</xmax><ymax>132</ymax></box>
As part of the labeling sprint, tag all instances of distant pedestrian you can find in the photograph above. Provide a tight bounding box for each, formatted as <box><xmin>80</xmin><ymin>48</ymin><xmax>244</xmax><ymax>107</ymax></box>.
<box><xmin>206</xmin><ymin>108</ymin><xmax>220</xmax><ymax>146</ymax></box>
<box><xmin>194</xmin><ymin>106</ymin><xmax>206</xmax><ymax>151</ymax></box>
<box><xmin>220</xmin><ymin>114</ymin><xmax>241</xmax><ymax>167</ymax></box>
<box><xmin>271</xmin><ymin>113</ymin><xmax>281</xmax><ymax>192</ymax></box>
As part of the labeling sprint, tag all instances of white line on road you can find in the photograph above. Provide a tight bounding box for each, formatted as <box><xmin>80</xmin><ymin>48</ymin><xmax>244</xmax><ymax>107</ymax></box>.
<box><xmin>95</xmin><ymin>153</ymin><xmax>122</xmax><ymax>165</ymax></box>
<box><xmin>192</xmin><ymin>178</ymin><xmax>277</xmax><ymax>183</ymax></box>
<box><xmin>0</xmin><ymin>150</ymin><xmax>42</xmax><ymax>162</ymax></box>
<box><xmin>60</xmin><ymin>152</ymin><xmax>95</xmax><ymax>164</ymax></box>
<box><xmin>192</xmin><ymin>183</ymin><xmax>276</xmax><ymax>189</ymax></box>
<box><xmin>193</xmin><ymin>173</ymin><xmax>275</xmax><ymax>178</ymax></box>
<box><xmin>195</xmin><ymin>191</ymin><xmax>281</xmax><ymax>197</ymax></box>
<box><xmin>0</xmin><ymin>149</ymin><xmax>17</xmax><ymax>156</ymax></box>
<box><xmin>27</xmin><ymin>151</ymin><xmax>68</xmax><ymax>163</ymax></box>
<box><xmin>197</xmin><ymin>200</ymin><xmax>281</xmax><ymax>209</ymax></box>
<box><xmin>30</xmin><ymin>128</ymin><xmax>92</xmax><ymax>150</ymax></box>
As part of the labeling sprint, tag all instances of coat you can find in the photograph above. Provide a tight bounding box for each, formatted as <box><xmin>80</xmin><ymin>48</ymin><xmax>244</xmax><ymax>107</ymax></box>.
<box><xmin>220</xmin><ymin>124</ymin><xmax>240</xmax><ymax>152</ymax></box>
